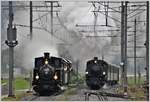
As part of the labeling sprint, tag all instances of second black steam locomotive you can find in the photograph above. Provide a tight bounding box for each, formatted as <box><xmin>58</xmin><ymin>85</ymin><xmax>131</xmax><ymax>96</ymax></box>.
<box><xmin>85</xmin><ymin>57</ymin><xmax>119</xmax><ymax>90</ymax></box>
<box><xmin>32</xmin><ymin>52</ymin><xmax>72</xmax><ymax>95</ymax></box>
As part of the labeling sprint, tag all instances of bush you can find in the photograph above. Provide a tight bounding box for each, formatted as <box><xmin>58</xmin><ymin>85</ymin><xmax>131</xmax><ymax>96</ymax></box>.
<box><xmin>69</xmin><ymin>73</ymin><xmax>85</xmax><ymax>85</ymax></box>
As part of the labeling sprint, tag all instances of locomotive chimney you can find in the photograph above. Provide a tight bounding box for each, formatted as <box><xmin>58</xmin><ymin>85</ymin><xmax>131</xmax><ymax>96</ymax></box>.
<box><xmin>44</xmin><ymin>52</ymin><xmax>50</xmax><ymax>59</ymax></box>
<box><xmin>94</xmin><ymin>57</ymin><xmax>98</xmax><ymax>60</ymax></box>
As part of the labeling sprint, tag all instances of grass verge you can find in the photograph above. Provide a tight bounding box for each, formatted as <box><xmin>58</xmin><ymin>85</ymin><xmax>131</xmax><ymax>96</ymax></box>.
<box><xmin>14</xmin><ymin>77</ymin><xmax>29</xmax><ymax>90</ymax></box>
<box><xmin>1</xmin><ymin>91</ymin><xmax>31</xmax><ymax>101</ymax></box>
<box><xmin>1</xmin><ymin>77</ymin><xmax>29</xmax><ymax>90</ymax></box>
<box><xmin>117</xmin><ymin>85</ymin><xmax>146</xmax><ymax>101</ymax></box>
<box><xmin>127</xmin><ymin>76</ymin><xmax>145</xmax><ymax>85</ymax></box>
<box><xmin>1</xmin><ymin>77</ymin><xmax>30</xmax><ymax>101</ymax></box>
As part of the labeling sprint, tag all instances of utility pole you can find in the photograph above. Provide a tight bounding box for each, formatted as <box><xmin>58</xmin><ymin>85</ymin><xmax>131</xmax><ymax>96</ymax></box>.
<box><xmin>123</xmin><ymin>1</ymin><xmax>128</xmax><ymax>95</ymax></box>
<box><xmin>50</xmin><ymin>1</ymin><xmax>53</xmax><ymax>35</ymax></box>
<box><xmin>134</xmin><ymin>19</ymin><xmax>137</xmax><ymax>84</ymax></box>
<box><xmin>45</xmin><ymin>1</ymin><xmax>61</xmax><ymax>35</ymax></box>
<box><xmin>29</xmin><ymin>71</ymin><xmax>32</xmax><ymax>91</ymax></box>
<box><xmin>30</xmin><ymin>1</ymin><xmax>32</xmax><ymax>40</ymax></box>
<box><xmin>102</xmin><ymin>49</ymin><xmax>104</xmax><ymax>60</ymax></box>
<box><xmin>104</xmin><ymin>2</ymin><xmax>109</xmax><ymax>26</ymax></box>
<box><xmin>120</xmin><ymin>1</ymin><xmax>128</xmax><ymax>95</ymax></box>
<box><xmin>26</xmin><ymin>1</ymin><xmax>33</xmax><ymax>93</ymax></box>
<box><xmin>138</xmin><ymin>65</ymin><xmax>141</xmax><ymax>85</ymax></box>
<box><xmin>120</xmin><ymin>1</ymin><xmax>125</xmax><ymax>87</ymax></box>
<box><xmin>76</xmin><ymin>60</ymin><xmax>79</xmax><ymax>81</ymax></box>
<box><xmin>145</xmin><ymin>1</ymin><xmax>149</xmax><ymax>100</ymax></box>
<box><xmin>5</xmin><ymin>1</ymin><xmax>18</xmax><ymax>97</ymax></box>
<box><xmin>92</xmin><ymin>2</ymin><xmax>99</xmax><ymax>48</ymax></box>
<box><xmin>44</xmin><ymin>1</ymin><xmax>61</xmax><ymax>42</ymax></box>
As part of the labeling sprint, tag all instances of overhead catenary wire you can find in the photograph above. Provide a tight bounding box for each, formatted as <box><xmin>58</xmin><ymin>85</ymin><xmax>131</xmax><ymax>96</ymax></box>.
<box><xmin>128</xmin><ymin>9</ymin><xmax>146</xmax><ymax>19</ymax></box>
<box><xmin>92</xmin><ymin>8</ymin><xmax>121</xmax><ymax>23</ymax></box>
<box><xmin>127</xmin><ymin>5</ymin><xmax>145</xmax><ymax>16</ymax></box>
<box><xmin>56</xmin><ymin>12</ymin><xmax>96</xmax><ymax>52</ymax></box>
<box><xmin>36</xmin><ymin>7</ymin><xmax>69</xmax><ymax>44</ymax></box>
<box><xmin>33</xmin><ymin>12</ymin><xmax>49</xmax><ymax>22</ymax></box>
<box><xmin>98</xmin><ymin>2</ymin><xmax>121</xmax><ymax>13</ymax></box>
<box><xmin>31</xmin><ymin>1</ymin><xmax>73</xmax><ymax>44</ymax></box>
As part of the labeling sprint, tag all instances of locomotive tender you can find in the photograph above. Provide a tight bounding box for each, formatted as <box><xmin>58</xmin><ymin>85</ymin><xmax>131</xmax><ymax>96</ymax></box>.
<box><xmin>85</xmin><ymin>57</ymin><xmax>119</xmax><ymax>90</ymax></box>
<box><xmin>32</xmin><ymin>52</ymin><xmax>72</xmax><ymax>95</ymax></box>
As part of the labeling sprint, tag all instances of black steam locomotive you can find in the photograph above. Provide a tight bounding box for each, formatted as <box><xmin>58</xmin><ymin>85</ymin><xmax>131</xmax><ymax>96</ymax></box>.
<box><xmin>32</xmin><ymin>52</ymin><xmax>72</xmax><ymax>95</ymax></box>
<box><xmin>85</xmin><ymin>57</ymin><xmax>119</xmax><ymax>90</ymax></box>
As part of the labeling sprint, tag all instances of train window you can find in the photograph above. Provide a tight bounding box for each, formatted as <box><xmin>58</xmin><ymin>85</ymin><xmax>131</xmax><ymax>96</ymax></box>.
<box><xmin>54</xmin><ymin>60</ymin><xmax>59</xmax><ymax>67</ymax></box>
<box><xmin>54</xmin><ymin>59</ymin><xmax>61</xmax><ymax>68</ymax></box>
<box><xmin>35</xmin><ymin>57</ymin><xmax>43</xmax><ymax>68</ymax></box>
<box><xmin>50</xmin><ymin>57</ymin><xmax>61</xmax><ymax>68</ymax></box>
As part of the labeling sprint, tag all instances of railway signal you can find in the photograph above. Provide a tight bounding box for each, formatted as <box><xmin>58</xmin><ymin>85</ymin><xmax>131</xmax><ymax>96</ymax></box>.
<box><xmin>5</xmin><ymin>1</ymin><xmax>18</xmax><ymax>97</ymax></box>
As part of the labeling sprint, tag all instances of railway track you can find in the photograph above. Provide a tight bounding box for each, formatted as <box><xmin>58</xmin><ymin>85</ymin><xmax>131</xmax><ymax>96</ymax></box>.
<box><xmin>85</xmin><ymin>91</ymin><xmax>108</xmax><ymax>101</ymax></box>
<box><xmin>21</xmin><ymin>94</ymin><xmax>57</xmax><ymax>101</ymax></box>
<box><xmin>29</xmin><ymin>95</ymin><xmax>39</xmax><ymax>101</ymax></box>
<box><xmin>21</xmin><ymin>84</ymin><xmax>129</xmax><ymax>101</ymax></box>
<box><xmin>21</xmin><ymin>90</ymin><xmax>64</xmax><ymax>101</ymax></box>
<box><xmin>83</xmin><ymin>84</ymin><xmax>129</xmax><ymax>101</ymax></box>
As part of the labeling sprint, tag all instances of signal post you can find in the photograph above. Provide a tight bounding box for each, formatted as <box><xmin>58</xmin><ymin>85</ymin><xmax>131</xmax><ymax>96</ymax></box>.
<box><xmin>5</xmin><ymin>1</ymin><xmax>18</xmax><ymax>97</ymax></box>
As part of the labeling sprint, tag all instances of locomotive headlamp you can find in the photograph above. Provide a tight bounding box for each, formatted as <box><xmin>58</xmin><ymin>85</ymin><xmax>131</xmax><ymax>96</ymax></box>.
<box><xmin>120</xmin><ymin>62</ymin><xmax>124</xmax><ymax>66</ymax></box>
<box><xmin>45</xmin><ymin>60</ymin><xmax>48</xmax><ymax>64</ymax></box>
<box><xmin>60</xmin><ymin>86</ymin><xmax>65</xmax><ymax>90</ymax></box>
<box><xmin>94</xmin><ymin>60</ymin><xmax>97</xmax><ymax>63</ymax></box>
<box><xmin>54</xmin><ymin>73</ymin><xmax>58</xmax><ymax>80</ymax></box>
<box><xmin>85</xmin><ymin>71</ymin><xmax>88</xmax><ymax>74</ymax></box>
<box><xmin>70</xmin><ymin>68</ymin><xmax>72</xmax><ymax>71</ymax></box>
<box><xmin>64</xmin><ymin>66</ymin><xmax>67</xmax><ymax>71</ymax></box>
<box><xmin>103</xmin><ymin>72</ymin><xmax>106</xmax><ymax>75</ymax></box>
<box><xmin>35</xmin><ymin>75</ymin><xmax>39</xmax><ymax>80</ymax></box>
